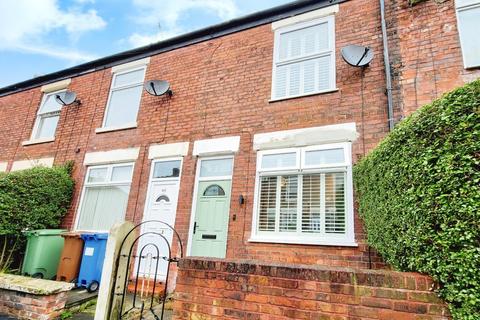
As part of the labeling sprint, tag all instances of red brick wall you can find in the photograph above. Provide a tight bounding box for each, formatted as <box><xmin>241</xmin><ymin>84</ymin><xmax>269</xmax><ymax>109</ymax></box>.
<box><xmin>0</xmin><ymin>289</ymin><xmax>68</xmax><ymax>320</ymax></box>
<box><xmin>0</xmin><ymin>0</ymin><xmax>477</xmax><ymax>270</ymax></box>
<box><xmin>386</xmin><ymin>0</ymin><xmax>480</xmax><ymax>120</ymax></box>
<box><xmin>173</xmin><ymin>258</ymin><xmax>451</xmax><ymax>320</ymax></box>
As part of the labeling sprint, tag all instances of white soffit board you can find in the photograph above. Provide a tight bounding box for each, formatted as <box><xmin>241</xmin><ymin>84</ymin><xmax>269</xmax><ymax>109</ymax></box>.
<box><xmin>11</xmin><ymin>157</ymin><xmax>54</xmax><ymax>171</ymax></box>
<box><xmin>272</xmin><ymin>4</ymin><xmax>339</xmax><ymax>30</ymax></box>
<box><xmin>84</xmin><ymin>147</ymin><xmax>140</xmax><ymax>165</ymax></box>
<box><xmin>111</xmin><ymin>57</ymin><xmax>150</xmax><ymax>73</ymax></box>
<box><xmin>253</xmin><ymin>122</ymin><xmax>358</xmax><ymax>150</ymax></box>
<box><xmin>0</xmin><ymin>162</ymin><xmax>8</xmax><ymax>172</ymax></box>
<box><xmin>41</xmin><ymin>79</ymin><xmax>71</xmax><ymax>93</ymax></box>
<box><xmin>148</xmin><ymin>142</ymin><xmax>189</xmax><ymax>159</ymax></box>
<box><xmin>193</xmin><ymin>136</ymin><xmax>240</xmax><ymax>156</ymax></box>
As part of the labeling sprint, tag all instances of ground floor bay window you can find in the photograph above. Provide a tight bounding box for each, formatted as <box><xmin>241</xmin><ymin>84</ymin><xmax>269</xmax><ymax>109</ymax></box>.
<box><xmin>250</xmin><ymin>143</ymin><xmax>356</xmax><ymax>246</ymax></box>
<box><xmin>75</xmin><ymin>163</ymin><xmax>134</xmax><ymax>231</ymax></box>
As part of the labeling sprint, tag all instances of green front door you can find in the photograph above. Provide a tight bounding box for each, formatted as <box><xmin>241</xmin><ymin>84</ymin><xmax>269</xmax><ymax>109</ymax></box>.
<box><xmin>190</xmin><ymin>180</ymin><xmax>231</xmax><ymax>258</ymax></box>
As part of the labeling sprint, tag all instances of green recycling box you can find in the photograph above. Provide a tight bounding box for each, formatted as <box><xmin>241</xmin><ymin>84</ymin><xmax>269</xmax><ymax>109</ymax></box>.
<box><xmin>21</xmin><ymin>229</ymin><xmax>66</xmax><ymax>279</ymax></box>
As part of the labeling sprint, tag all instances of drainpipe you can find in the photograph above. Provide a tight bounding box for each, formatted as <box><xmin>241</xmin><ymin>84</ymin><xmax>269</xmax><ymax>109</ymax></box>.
<box><xmin>379</xmin><ymin>0</ymin><xmax>395</xmax><ymax>131</ymax></box>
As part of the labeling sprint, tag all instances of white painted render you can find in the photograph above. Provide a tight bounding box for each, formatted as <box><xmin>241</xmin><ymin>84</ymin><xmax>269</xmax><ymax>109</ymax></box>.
<box><xmin>271</xmin><ymin>4</ymin><xmax>339</xmax><ymax>30</ymax></box>
<box><xmin>83</xmin><ymin>147</ymin><xmax>140</xmax><ymax>165</ymax></box>
<box><xmin>41</xmin><ymin>79</ymin><xmax>71</xmax><ymax>93</ymax></box>
<box><xmin>111</xmin><ymin>57</ymin><xmax>150</xmax><ymax>73</ymax></box>
<box><xmin>0</xmin><ymin>162</ymin><xmax>7</xmax><ymax>172</ymax></box>
<box><xmin>11</xmin><ymin>157</ymin><xmax>54</xmax><ymax>171</ymax></box>
<box><xmin>253</xmin><ymin>122</ymin><xmax>358</xmax><ymax>150</ymax></box>
<box><xmin>192</xmin><ymin>136</ymin><xmax>240</xmax><ymax>156</ymax></box>
<box><xmin>148</xmin><ymin>142</ymin><xmax>189</xmax><ymax>159</ymax></box>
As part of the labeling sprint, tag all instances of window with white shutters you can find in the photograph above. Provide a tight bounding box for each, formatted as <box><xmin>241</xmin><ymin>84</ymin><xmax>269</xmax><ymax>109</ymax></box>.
<box><xmin>252</xmin><ymin>143</ymin><xmax>355</xmax><ymax>246</ymax></box>
<box><xmin>272</xmin><ymin>16</ymin><xmax>335</xmax><ymax>100</ymax></box>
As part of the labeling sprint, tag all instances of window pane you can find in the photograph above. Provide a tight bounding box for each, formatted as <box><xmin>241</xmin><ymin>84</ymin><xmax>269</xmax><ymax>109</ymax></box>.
<box><xmin>203</xmin><ymin>184</ymin><xmax>226</xmax><ymax>196</ymax></box>
<box><xmin>318</xmin><ymin>55</ymin><xmax>331</xmax><ymax>91</ymax></box>
<box><xmin>325</xmin><ymin>172</ymin><xmax>346</xmax><ymax>234</ymax></box>
<box><xmin>104</xmin><ymin>85</ymin><xmax>143</xmax><ymax>127</ymax></box>
<box><xmin>302</xmin><ymin>174</ymin><xmax>321</xmax><ymax>233</ymax></box>
<box><xmin>275</xmin><ymin>56</ymin><xmax>332</xmax><ymax>99</ymax></box>
<box><xmin>77</xmin><ymin>185</ymin><xmax>130</xmax><ymax>230</ymax></box>
<box><xmin>279</xmin><ymin>22</ymin><xmax>329</xmax><ymax>60</ymax></box>
<box><xmin>303</xmin><ymin>60</ymin><xmax>316</xmax><ymax>93</ymax></box>
<box><xmin>153</xmin><ymin>160</ymin><xmax>181</xmax><ymax>178</ymax></box>
<box><xmin>289</xmin><ymin>64</ymin><xmax>301</xmax><ymax>96</ymax></box>
<box><xmin>261</xmin><ymin>152</ymin><xmax>296</xmax><ymax>169</ymax></box>
<box><xmin>111</xmin><ymin>165</ymin><xmax>133</xmax><ymax>182</ymax></box>
<box><xmin>35</xmin><ymin>115</ymin><xmax>59</xmax><ymax>139</ymax></box>
<box><xmin>279</xmin><ymin>175</ymin><xmax>298</xmax><ymax>232</ymax></box>
<box><xmin>88</xmin><ymin>167</ymin><xmax>108</xmax><ymax>183</ymax></box>
<box><xmin>199</xmin><ymin>158</ymin><xmax>233</xmax><ymax>177</ymax></box>
<box><xmin>458</xmin><ymin>6</ymin><xmax>480</xmax><ymax>67</ymax></box>
<box><xmin>305</xmin><ymin>148</ymin><xmax>345</xmax><ymax>166</ymax></box>
<box><xmin>40</xmin><ymin>94</ymin><xmax>62</xmax><ymax>113</ymax></box>
<box><xmin>274</xmin><ymin>65</ymin><xmax>288</xmax><ymax>98</ymax></box>
<box><xmin>113</xmin><ymin>69</ymin><xmax>145</xmax><ymax>87</ymax></box>
<box><xmin>258</xmin><ymin>176</ymin><xmax>277</xmax><ymax>232</ymax></box>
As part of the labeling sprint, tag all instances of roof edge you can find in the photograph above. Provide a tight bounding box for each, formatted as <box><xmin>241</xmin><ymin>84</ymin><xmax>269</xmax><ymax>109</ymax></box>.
<box><xmin>0</xmin><ymin>0</ymin><xmax>348</xmax><ymax>97</ymax></box>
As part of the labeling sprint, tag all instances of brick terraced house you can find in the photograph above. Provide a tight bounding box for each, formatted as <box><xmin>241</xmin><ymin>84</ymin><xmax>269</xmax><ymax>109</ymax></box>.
<box><xmin>0</xmin><ymin>0</ymin><xmax>479</xmax><ymax>288</ymax></box>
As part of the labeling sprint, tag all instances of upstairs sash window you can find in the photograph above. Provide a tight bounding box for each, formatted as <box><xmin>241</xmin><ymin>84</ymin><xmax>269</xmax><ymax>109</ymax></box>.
<box><xmin>103</xmin><ymin>67</ymin><xmax>146</xmax><ymax>128</ymax></box>
<box><xmin>31</xmin><ymin>91</ymin><xmax>63</xmax><ymax>140</ymax></box>
<box><xmin>272</xmin><ymin>16</ymin><xmax>335</xmax><ymax>100</ymax></box>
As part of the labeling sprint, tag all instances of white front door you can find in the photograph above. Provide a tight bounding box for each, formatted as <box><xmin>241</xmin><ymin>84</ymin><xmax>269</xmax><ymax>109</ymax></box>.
<box><xmin>136</xmin><ymin>159</ymin><xmax>182</xmax><ymax>280</ymax></box>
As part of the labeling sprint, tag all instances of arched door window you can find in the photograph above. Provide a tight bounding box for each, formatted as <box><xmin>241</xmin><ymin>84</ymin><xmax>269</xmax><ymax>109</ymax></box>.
<box><xmin>203</xmin><ymin>184</ymin><xmax>225</xmax><ymax>196</ymax></box>
<box><xmin>156</xmin><ymin>195</ymin><xmax>170</xmax><ymax>203</ymax></box>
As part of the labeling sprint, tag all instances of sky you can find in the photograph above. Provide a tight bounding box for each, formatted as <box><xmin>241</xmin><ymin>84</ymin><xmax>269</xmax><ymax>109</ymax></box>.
<box><xmin>0</xmin><ymin>0</ymin><xmax>293</xmax><ymax>88</ymax></box>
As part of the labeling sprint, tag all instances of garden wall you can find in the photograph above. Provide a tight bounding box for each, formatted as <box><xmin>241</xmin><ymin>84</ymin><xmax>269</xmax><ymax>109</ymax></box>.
<box><xmin>0</xmin><ymin>274</ymin><xmax>73</xmax><ymax>320</ymax></box>
<box><xmin>173</xmin><ymin>258</ymin><xmax>451</xmax><ymax>319</ymax></box>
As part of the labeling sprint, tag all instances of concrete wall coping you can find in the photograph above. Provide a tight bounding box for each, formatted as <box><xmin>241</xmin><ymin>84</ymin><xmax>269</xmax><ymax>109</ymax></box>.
<box><xmin>178</xmin><ymin>258</ymin><xmax>436</xmax><ymax>290</ymax></box>
<box><xmin>0</xmin><ymin>274</ymin><xmax>74</xmax><ymax>295</ymax></box>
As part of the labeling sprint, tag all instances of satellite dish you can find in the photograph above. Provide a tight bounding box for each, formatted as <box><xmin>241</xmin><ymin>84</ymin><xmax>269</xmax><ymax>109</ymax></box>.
<box><xmin>55</xmin><ymin>91</ymin><xmax>80</xmax><ymax>106</ymax></box>
<box><xmin>144</xmin><ymin>80</ymin><xmax>173</xmax><ymax>97</ymax></box>
<box><xmin>341</xmin><ymin>45</ymin><xmax>374</xmax><ymax>67</ymax></box>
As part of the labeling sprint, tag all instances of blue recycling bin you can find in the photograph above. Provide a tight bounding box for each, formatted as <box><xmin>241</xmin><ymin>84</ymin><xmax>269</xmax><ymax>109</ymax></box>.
<box><xmin>77</xmin><ymin>233</ymin><xmax>108</xmax><ymax>292</ymax></box>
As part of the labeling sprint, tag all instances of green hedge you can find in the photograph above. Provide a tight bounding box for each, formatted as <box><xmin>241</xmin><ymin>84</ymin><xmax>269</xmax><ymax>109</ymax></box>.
<box><xmin>0</xmin><ymin>163</ymin><xmax>74</xmax><ymax>271</ymax></box>
<box><xmin>354</xmin><ymin>80</ymin><xmax>480</xmax><ymax>319</ymax></box>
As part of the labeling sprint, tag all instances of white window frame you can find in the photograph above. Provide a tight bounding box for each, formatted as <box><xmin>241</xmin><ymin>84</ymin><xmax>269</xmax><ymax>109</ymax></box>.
<box><xmin>258</xmin><ymin>147</ymin><xmax>300</xmax><ymax>172</ymax></box>
<box><xmin>271</xmin><ymin>15</ymin><xmax>336</xmax><ymax>101</ymax></box>
<box><xmin>150</xmin><ymin>157</ymin><xmax>184</xmax><ymax>182</ymax></box>
<box><xmin>250</xmin><ymin>142</ymin><xmax>356</xmax><ymax>246</ymax></box>
<box><xmin>186</xmin><ymin>155</ymin><xmax>235</xmax><ymax>256</ymax></box>
<box><xmin>74</xmin><ymin>162</ymin><xmax>135</xmax><ymax>232</ymax></box>
<box><xmin>100</xmin><ymin>66</ymin><xmax>146</xmax><ymax>131</ymax></box>
<box><xmin>455</xmin><ymin>0</ymin><xmax>480</xmax><ymax>68</ymax></box>
<box><xmin>30</xmin><ymin>89</ymin><xmax>65</xmax><ymax>141</ymax></box>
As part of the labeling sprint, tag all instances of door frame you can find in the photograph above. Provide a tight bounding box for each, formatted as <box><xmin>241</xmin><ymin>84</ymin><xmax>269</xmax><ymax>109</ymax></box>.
<box><xmin>186</xmin><ymin>155</ymin><xmax>234</xmax><ymax>257</ymax></box>
<box><xmin>135</xmin><ymin>156</ymin><xmax>184</xmax><ymax>279</ymax></box>
<box><xmin>141</xmin><ymin>156</ymin><xmax>184</xmax><ymax>225</ymax></box>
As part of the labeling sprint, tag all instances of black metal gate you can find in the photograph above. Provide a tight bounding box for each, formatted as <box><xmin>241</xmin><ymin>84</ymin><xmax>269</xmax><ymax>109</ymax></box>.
<box><xmin>108</xmin><ymin>221</ymin><xmax>183</xmax><ymax>320</ymax></box>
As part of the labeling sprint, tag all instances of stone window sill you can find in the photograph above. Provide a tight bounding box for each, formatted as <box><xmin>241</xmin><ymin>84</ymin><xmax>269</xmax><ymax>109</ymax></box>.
<box><xmin>22</xmin><ymin>138</ymin><xmax>55</xmax><ymax>146</ymax></box>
